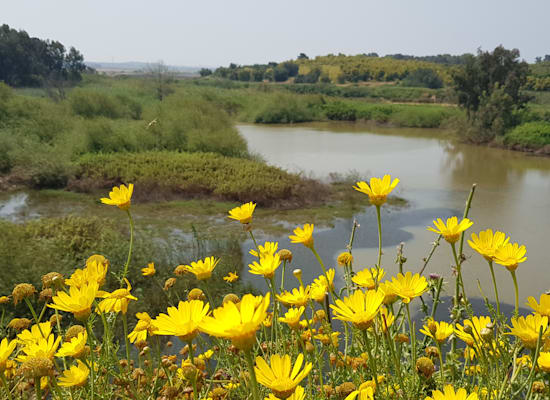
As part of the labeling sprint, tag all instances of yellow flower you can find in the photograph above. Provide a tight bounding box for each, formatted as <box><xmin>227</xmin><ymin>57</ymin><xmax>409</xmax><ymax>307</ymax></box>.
<box><xmin>494</xmin><ymin>242</ymin><xmax>527</xmax><ymax>272</ymax></box>
<box><xmin>0</xmin><ymin>338</ymin><xmax>17</xmax><ymax>372</ymax></box>
<box><xmin>265</xmin><ymin>386</ymin><xmax>306</xmax><ymax>400</ymax></box>
<box><xmin>388</xmin><ymin>272</ymin><xmax>428</xmax><ymax>304</ymax></box>
<box><xmin>427</xmin><ymin>217</ymin><xmax>473</xmax><ymax>244</ymax></box>
<box><xmin>310</xmin><ymin>269</ymin><xmax>335</xmax><ymax>303</ymax></box>
<box><xmin>277</xmin><ymin>286</ymin><xmax>311</xmax><ymax>308</ymax></box>
<box><xmin>128</xmin><ymin>312</ymin><xmax>154</xmax><ymax>343</ymax></box>
<box><xmin>223</xmin><ymin>272</ymin><xmax>239</xmax><ymax>283</ymax></box>
<box><xmin>198</xmin><ymin>349</ymin><xmax>214</xmax><ymax>360</ymax></box>
<box><xmin>455</xmin><ymin>316</ymin><xmax>493</xmax><ymax>347</ymax></box>
<box><xmin>58</xmin><ymin>360</ymin><xmax>89</xmax><ymax>387</ymax></box>
<box><xmin>249</xmin><ymin>254</ymin><xmax>281</xmax><ymax>279</ymax></box>
<box><xmin>345</xmin><ymin>384</ymin><xmax>375</xmax><ymax>400</ymax></box>
<box><xmin>97</xmin><ymin>279</ymin><xmax>138</xmax><ymax>315</ymax></box>
<box><xmin>378</xmin><ymin>281</ymin><xmax>398</xmax><ymax>304</ymax></box>
<box><xmin>425</xmin><ymin>384</ymin><xmax>479</xmax><ymax>400</ymax></box>
<box><xmin>18</xmin><ymin>334</ymin><xmax>61</xmax><ymax>362</ymax></box>
<box><xmin>200</xmin><ymin>293</ymin><xmax>270</xmax><ymax>350</ymax></box>
<box><xmin>353</xmin><ymin>175</ymin><xmax>399</xmax><ymax>206</ymax></box>
<box><xmin>289</xmin><ymin>224</ymin><xmax>314</xmax><ymax>248</ymax></box>
<box><xmin>467</xmin><ymin>229</ymin><xmax>509</xmax><ymax>261</ymax></box>
<box><xmin>337</xmin><ymin>251</ymin><xmax>353</xmax><ymax>267</ymax></box>
<box><xmin>0</xmin><ymin>296</ymin><xmax>10</xmax><ymax>305</ymax></box>
<box><xmin>537</xmin><ymin>352</ymin><xmax>550</xmax><ymax>372</ymax></box>
<box><xmin>48</xmin><ymin>282</ymin><xmax>99</xmax><ymax>321</ymax></box>
<box><xmin>420</xmin><ymin>320</ymin><xmax>454</xmax><ymax>344</ymax></box>
<box><xmin>352</xmin><ymin>268</ymin><xmax>385</xmax><ymax>290</ymax></box>
<box><xmin>56</xmin><ymin>331</ymin><xmax>87</xmax><ymax>359</ymax></box>
<box><xmin>182</xmin><ymin>256</ymin><xmax>220</xmax><ymax>280</ymax></box>
<box><xmin>152</xmin><ymin>300</ymin><xmax>209</xmax><ymax>343</ymax></box>
<box><xmin>17</xmin><ymin>322</ymin><xmax>52</xmax><ymax>344</ymax></box>
<box><xmin>279</xmin><ymin>307</ymin><xmax>305</xmax><ymax>330</ymax></box>
<box><xmin>507</xmin><ymin>314</ymin><xmax>550</xmax><ymax>349</ymax></box>
<box><xmin>228</xmin><ymin>201</ymin><xmax>256</xmax><ymax>224</ymax></box>
<box><xmin>377</xmin><ymin>307</ymin><xmax>395</xmax><ymax>332</ymax></box>
<box><xmin>330</xmin><ymin>289</ymin><xmax>385</xmax><ymax>330</ymax></box>
<box><xmin>255</xmin><ymin>353</ymin><xmax>312</xmax><ymax>399</ymax></box>
<box><xmin>250</xmin><ymin>241</ymin><xmax>279</xmax><ymax>258</ymax></box>
<box><xmin>141</xmin><ymin>262</ymin><xmax>156</xmax><ymax>277</ymax></box>
<box><xmin>66</xmin><ymin>260</ymin><xmax>109</xmax><ymax>288</ymax></box>
<box><xmin>527</xmin><ymin>294</ymin><xmax>550</xmax><ymax>317</ymax></box>
<box><xmin>100</xmin><ymin>183</ymin><xmax>134</xmax><ymax>211</ymax></box>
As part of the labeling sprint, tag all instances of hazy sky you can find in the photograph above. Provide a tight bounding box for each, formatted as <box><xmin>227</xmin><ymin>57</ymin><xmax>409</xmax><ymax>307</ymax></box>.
<box><xmin>3</xmin><ymin>1</ymin><xmax>549</xmax><ymax>66</ymax></box>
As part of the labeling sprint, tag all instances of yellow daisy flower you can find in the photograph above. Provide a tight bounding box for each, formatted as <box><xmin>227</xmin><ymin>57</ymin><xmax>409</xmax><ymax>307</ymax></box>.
<box><xmin>377</xmin><ymin>307</ymin><xmax>395</xmax><ymax>333</ymax></box>
<box><xmin>420</xmin><ymin>320</ymin><xmax>454</xmax><ymax>344</ymax></box>
<box><xmin>378</xmin><ymin>281</ymin><xmax>398</xmax><ymax>304</ymax></box>
<box><xmin>289</xmin><ymin>224</ymin><xmax>314</xmax><ymax>249</ymax></box>
<box><xmin>181</xmin><ymin>256</ymin><xmax>220</xmax><ymax>280</ymax></box>
<box><xmin>345</xmin><ymin>384</ymin><xmax>375</xmax><ymax>400</ymax></box>
<box><xmin>65</xmin><ymin>260</ymin><xmax>109</xmax><ymax>288</ymax></box>
<box><xmin>467</xmin><ymin>229</ymin><xmax>509</xmax><ymax>261</ymax></box>
<box><xmin>0</xmin><ymin>338</ymin><xmax>17</xmax><ymax>371</ymax></box>
<box><xmin>330</xmin><ymin>289</ymin><xmax>385</xmax><ymax>330</ymax></box>
<box><xmin>58</xmin><ymin>360</ymin><xmax>89</xmax><ymax>387</ymax></box>
<box><xmin>97</xmin><ymin>279</ymin><xmax>138</xmax><ymax>315</ymax></box>
<box><xmin>494</xmin><ymin>242</ymin><xmax>527</xmax><ymax>272</ymax></box>
<box><xmin>17</xmin><ymin>322</ymin><xmax>52</xmax><ymax>344</ymax></box>
<box><xmin>353</xmin><ymin>175</ymin><xmax>399</xmax><ymax>206</ymax></box>
<box><xmin>427</xmin><ymin>216</ymin><xmax>473</xmax><ymax>244</ymax></box>
<box><xmin>141</xmin><ymin>262</ymin><xmax>156</xmax><ymax>277</ymax></box>
<box><xmin>310</xmin><ymin>269</ymin><xmax>335</xmax><ymax>303</ymax></box>
<box><xmin>128</xmin><ymin>312</ymin><xmax>154</xmax><ymax>343</ymax></box>
<box><xmin>100</xmin><ymin>183</ymin><xmax>134</xmax><ymax>211</ymax></box>
<box><xmin>425</xmin><ymin>384</ymin><xmax>479</xmax><ymax>400</ymax></box>
<box><xmin>56</xmin><ymin>331</ymin><xmax>87</xmax><ymax>358</ymax></box>
<box><xmin>507</xmin><ymin>314</ymin><xmax>550</xmax><ymax>349</ymax></box>
<box><xmin>388</xmin><ymin>272</ymin><xmax>428</xmax><ymax>304</ymax></box>
<box><xmin>250</xmin><ymin>241</ymin><xmax>279</xmax><ymax>258</ymax></box>
<box><xmin>152</xmin><ymin>300</ymin><xmax>209</xmax><ymax>343</ymax></box>
<box><xmin>278</xmin><ymin>307</ymin><xmax>305</xmax><ymax>330</ymax></box>
<box><xmin>249</xmin><ymin>254</ymin><xmax>281</xmax><ymax>279</ymax></box>
<box><xmin>223</xmin><ymin>272</ymin><xmax>239</xmax><ymax>283</ymax></box>
<box><xmin>337</xmin><ymin>251</ymin><xmax>353</xmax><ymax>267</ymax></box>
<box><xmin>455</xmin><ymin>316</ymin><xmax>493</xmax><ymax>347</ymax></box>
<box><xmin>255</xmin><ymin>353</ymin><xmax>312</xmax><ymax>399</ymax></box>
<box><xmin>265</xmin><ymin>386</ymin><xmax>306</xmax><ymax>400</ymax></box>
<box><xmin>277</xmin><ymin>286</ymin><xmax>311</xmax><ymax>308</ymax></box>
<box><xmin>352</xmin><ymin>268</ymin><xmax>386</xmax><ymax>290</ymax></box>
<box><xmin>17</xmin><ymin>334</ymin><xmax>61</xmax><ymax>362</ymax></box>
<box><xmin>537</xmin><ymin>352</ymin><xmax>550</xmax><ymax>372</ymax></box>
<box><xmin>228</xmin><ymin>201</ymin><xmax>256</xmax><ymax>224</ymax></box>
<box><xmin>200</xmin><ymin>293</ymin><xmax>270</xmax><ymax>350</ymax></box>
<box><xmin>527</xmin><ymin>294</ymin><xmax>550</xmax><ymax>317</ymax></box>
<box><xmin>48</xmin><ymin>282</ymin><xmax>99</xmax><ymax>321</ymax></box>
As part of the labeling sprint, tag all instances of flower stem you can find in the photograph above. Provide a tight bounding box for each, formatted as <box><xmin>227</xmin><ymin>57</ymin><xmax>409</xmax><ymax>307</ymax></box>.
<box><xmin>121</xmin><ymin>210</ymin><xmax>134</xmax><ymax>283</ymax></box>
<box><xmin>375</xmin><ymin>205</ymin><xmax>383</xmax><ymax>287</ymax></box>
<box><xmin>23</xmin><ymin>298</ymin><xmax>45</xmax><ymax>337</ymax></box>
<box><xmin>85</xmin><ymin>321</ymin><xmax>95</xmax><ymax>400</ymax></box>
<box><xmin>34</xmin><ymin>377</ymin><xmax>41</xmax><ymax>400</ymax></box>
<box><xmin>436</xmin><ymin>341</ymin><xmax>445</xmax><ymax>385</ymax></box>
<box><xmin>487</xmin><ymin>261</ymin><xmax>501</xmax><ymax>316</ymax></box>
<box><xmin>244</xmin><ymin>349</ymin><xmax>261</xmax><ymax>400</ymax></box>
<box><xmin>362</xmin><ymin>329</ymin><xmax>378</xmax><ymax>379</ymax></box>
<box><xmin>406</xmin><ymin>304</ymin><xmax>417</xmax><ymax>376</ymax></box>
<box><xmin>0</xmin><ymin>372</ymin><xmax>12</xmax><ymax>400</ymax></box>
<box><xmin>510</xmin><ymin>270</ymin><xmax>519</xmax><ymax>317</ymax></box>
<box><xmin>122</xmin><ymin>312</ymin><xmax>130</xmax><ymax>362</ymax></box>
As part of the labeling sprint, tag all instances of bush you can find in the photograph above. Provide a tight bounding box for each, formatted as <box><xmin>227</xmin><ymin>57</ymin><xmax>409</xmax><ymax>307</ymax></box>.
<box><xmin>253</xmin><ymin>93</ymin><xmax>320</xmax><ymax>123</ymax></box>
<box><xmin>323</xmin><ymin>102</ymin><xmax>357</xmax><ymax>121</ymax></box>
<box><xmin>402</xmin><ymin>68</ymin><xmax>444</xmax><ymax>89</ymax></box>
<box><xmin>504</xmin><ymin>121</ymin><xmax>550</xmax><ymax>149</ymax></box>
<box><xmin>69</xmin><ymin>88</ymin><xmax>142</xmax><ymax>119</ymax></box>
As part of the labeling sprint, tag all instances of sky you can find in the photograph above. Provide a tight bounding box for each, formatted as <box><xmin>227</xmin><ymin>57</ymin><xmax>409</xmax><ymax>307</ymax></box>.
<box><xmin>3</xmin><ymin>0</ymin><xmax>549</xmax><ymax>67</ymax></box>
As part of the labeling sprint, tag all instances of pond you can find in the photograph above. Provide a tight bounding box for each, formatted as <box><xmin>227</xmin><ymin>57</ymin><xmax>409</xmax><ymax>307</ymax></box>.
<box><xmin>238</xmin><ymin>122</ymin><xmax>550</xmax><ymax>310</ymax></box>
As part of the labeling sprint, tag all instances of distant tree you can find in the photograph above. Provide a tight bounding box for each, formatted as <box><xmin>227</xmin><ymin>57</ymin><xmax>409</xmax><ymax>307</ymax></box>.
<box><xmin>402</xmin><ymin>68</ymin><xmax>443</xmax><ymax>89</ymax></box>
<box><xmin>199</xmin><ymin>68</ymin><xmax>212</xmax><ymax>77</ymax></box>
<box><xmin>535</xmin><ymin>57</ymin><xmax>543</xmax><ymax>64</ymax></box>
<box><xmin>297</xmin><ymin>53</ymin><xmax>309</xmax><ymax>60</ymax></box>
<box><xmin>273</xmin><ymin>66</ymin><xmax>289</xmax><ymax>82</ymax></box>
<box><xmin>237</xmin><ymin>69</ymin><xmax>251</xmax><ymax>81</ymax></box>
<box><xmin>229</xmin><ymin>63</ymin><xmax>238</xmax><ymax>69</ymax></box>
<box><xmin>453</xmin><ymin>46</ymin><xmax>530</xmax><ymax>140</ymax></box>
<box><xmin>365</xmin><ymin>52</ymin><xmax>379</xmax><ymax>58</ymax></box>
<box><xmin>545</xmin><ymin>55</ymin><xmax>550</xmax><ymax>62</ymax></box>
<box><xmin>146</xmin><ymin>61</ymin><xmax>174</xmax><ymax>101</ymax></box>
<box><xmin>252</xmin><ymin>68</ymin><xmax>265</xmax><ymax>82</ymax></box>
<box><xmin>281</xmin><ymin>61</ymin><xmax>299</xmax><ymax>77</ymax></box>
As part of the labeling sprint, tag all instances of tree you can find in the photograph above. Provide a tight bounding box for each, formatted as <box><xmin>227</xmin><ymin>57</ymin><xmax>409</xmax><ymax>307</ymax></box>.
<box><xmin>146</xmin><ymin>61</ymin><xmax>174</xmax><ymax>101</ymax></box>
<box><xmin>199</xmin><ymin>68</ymin><xmax>212</xmax><ymax>77</ymax></box>
<box><xmin>402</xmin><ymin>68</ymin><xmax>443</xmax><ymax>89</ymax></box>
<box><xmin>297</xmin><ymin>53</ymin><xmax>309</xmax><ymax>60</ymax></box>
<box><xmin>453</xmin><ymin>46</ymin><xmax>529</xmax><ymax>140</ymax></box>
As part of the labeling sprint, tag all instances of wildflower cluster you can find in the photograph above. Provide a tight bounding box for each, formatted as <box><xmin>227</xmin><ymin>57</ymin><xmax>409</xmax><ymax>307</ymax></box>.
<box><xmin>0</xmin><ymin>179</ymin><xmax>547</xmax><ymax>400</ymax></box>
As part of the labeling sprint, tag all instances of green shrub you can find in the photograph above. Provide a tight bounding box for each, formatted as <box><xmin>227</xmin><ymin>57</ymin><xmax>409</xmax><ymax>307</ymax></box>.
<box><xmin>253</xmin><ymin>93</ymin><xmax>320</xmax><ymax>123</ymax></box>
<box><xmin>323</xmin><ymin>102</ymin><xmax>357</xmax><ymax>121</ymax></box>
<box><xmin>69</xmin><ymin>88</ymin><xmax>141</xmax><ymax>119</ymax></box>
<box><xmin>504</xmin><ymin>121</ymin><xmax>550</xmax><ymax>148</ymax></box>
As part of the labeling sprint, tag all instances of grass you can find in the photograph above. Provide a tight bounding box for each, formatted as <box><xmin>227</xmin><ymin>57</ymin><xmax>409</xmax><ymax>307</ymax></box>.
<box><xmin>504</xmin><ymin>121</ymin><xmax>550</xmax><ymax>149</ymax></box>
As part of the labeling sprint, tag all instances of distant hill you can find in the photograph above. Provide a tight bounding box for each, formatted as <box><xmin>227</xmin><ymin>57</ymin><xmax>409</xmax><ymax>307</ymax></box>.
<box><xmin>86</xmin><ymin>61</ymin><xmax>207</xmax><ymax>76</ymax></box>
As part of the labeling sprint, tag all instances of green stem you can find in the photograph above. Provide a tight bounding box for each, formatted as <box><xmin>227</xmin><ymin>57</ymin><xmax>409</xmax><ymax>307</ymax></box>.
<box><xmin>0</xmin><ymin>372</ymin><xmax>12</xmax><ymax>400</ymax></box>
<box><xmin>23</xmin><ymin>298</ymin><xmax>45</xmax><ymax>337</ymax></box>
<box><xmin>249</xmin><ymin>230</ymin><xmax>260</xmax><ymax>255</ymax></box>
<box><xmin>123</xmin><ymin>312</ymin><xmax>130</xmax><ymax>362</ymax></box>
<box><xmin>188</xmin><ymin>340</ymin><xmax>198</xmax><ymax>400</ymax></box>
<box><xmin>511</xmin><ymin>270</ymin><xmax>519</xmax><ymax>318</ymax></box>
<box><xmin>311</xmin><ymin>246</ymin><xmax>337</xmax><ymax>300</ymax></box>
<box><xmin>451</xmin><ymin>243</ymin><xmax>468</xmax><ymax>304</ymax></box>
<box><xmin>487</xmin><ymin>261</ymin><xmax>501</xmax><ymax>316</ymax></box>
<box><xmin>436</xmin><ymin>341</ymin><xmax>445</xmax><ymax>385</ymax></box>
<box><xmin>375</xmin><ymin>205</ymin><xmax>382</xmax><ymax>288</ymax></box>
<box><xmin>244</xmin><ymin>349</ymin><xmax>261</xmax><ymax>400</ymax></box>
<box><xmin>406</xmin><ymin>304</ymin><xmax>417</xmax><ymax>378</ymax></box>
<box><xmin>362</xmin><ymin>329</ymin><xmax>378</xmax><ymax>379</ymax></box>
<box><xmin>269</xmin><ymin>277</ymin><xmax>279</xmax><ymax>349</ymax></box>
<box><xmin>85</xmin><ymin>321</ymin><xmax>95</xmax><ymax>400</ymax></box>
<box><xmin>280</xmin><ymin>260</ymin><xmax>287</xmax><ymax>293</ymax></box>
<box><xmin>35</xmin><ymin>377</ymin><xmax>41</xmax><ymax>400</ymax></box>
<box><xmin>121</xmin><ymin>210</ymin><xmax>134</xmax><ymax>283</ymax></box>
<box><xmin>458</xmin><ymin>183</ymin><xmax>477</xmax><ymax>257</ymax></box>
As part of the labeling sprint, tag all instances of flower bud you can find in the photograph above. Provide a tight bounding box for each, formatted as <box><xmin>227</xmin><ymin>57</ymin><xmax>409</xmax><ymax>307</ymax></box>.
<box><xmin>12</xmin><ymin>283</ymin><xmax>36</xmax><ymax>305</ymax></box>
<box><xmin>277</xmin><ymin>249</ymin><xmax>293</xmax><ymax>263</ymax></box>
<box><xmin>416</xmin><ymin>357</ymin><xmax>435</xmax><ymax>379</ymax></box>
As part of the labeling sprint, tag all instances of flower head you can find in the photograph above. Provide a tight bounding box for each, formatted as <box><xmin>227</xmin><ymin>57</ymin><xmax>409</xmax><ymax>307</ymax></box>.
<box><xmin>255</xmin><ymin>353</ymin><xmax>312</xmax><ymax>399</ymax></box>
<box><xmin>265</xmin><ymin>386</ymin><xmax>306</xmax><ymax>400</ymax></box>
<box><xmin>228</xmin><ymin>202</ymin><xmax>256</xmax><ymax>224</ymax></box>
<box><xmin>425</xmin><ymin>384</ymin><xmax>479</xmax><ymax>400</ymax></box>
<box><xmin>17</xmin><ymin>322</ymin><xmax>52</xmax><ymax>344</ymax></box>
<box><xmin>223</xmin><ymin>272</ymin><xmax>239</xmax><ymax>283</ymax></box>
<box><xmin>141</xmin><ymin>262</ymin><xmax>156</xmax><ymax>277</ymax></box>
<box><xmin>0</xmin><ymin>338</ymin><xmax>17</xmax><ymax>372</ymax></box>
<box><xmin>56</xmin><ymin>331</ymin><xmax>88</xmax><ymax>359</ymax></box>
<box><xmin>279</xmin><ymin>307</ymin><xmax>305</xmax><ymax>330</ymax></box>
<box><xmin>353</xmin><ymin>175</ymin><xmax>399</xmax><ymax>206</ymax></box>
<box><xmin>58</xmin><ymin>360</ymin><xmax>89</xmax><ymax>387</ymax></box>
<box><xmin>507</xmin><ymin>314</ymin><xmax>550</xmax><ymax>349</ymax></box>
<box><xmin>181</xmin><ymin>256</ymin><xmax>220</xmax><ymax>280</ymax></box>
<box><xmin>97</xmin><ymin>279</ymin><xmax>138</xmax><ymax>315</ymax></box>
<box><xmin>538</xmin><ymin>352</ymin><xmax>550</xmax><ymax>372</ymax></box>
<box><xmin>200</xmin><ymin>293</ymin><xmax>270</xmax><ymax>350</ymax></box>
<box><xmin>494</xmin><ymin>242</ymin><xmax>527</xmax><ymax>272</ymax></box>
<box><xmin>388</xmin><ymin>272</ymin><xmax>428</xmax><ymax>304</ymax></box>
<box><xmin>101</xmin><ymin>183</ymin><xmax>134</xmax><ymax>210</ymax></box>
<box><xmin>249</xmin><ymin>254</ymin><xmax>281</xmax><ymax>279</ymax></box>
<box><xmin>128</xmin><ymin>312</ymin><xmax>155</xmax><ymax>343</ymax></box>
<box><xmin>527</xmin><ymin>294</ymin><xmax>550</xmax><ymax>317</ymax></box>
<box><xmin>289</xmin><ymin>224</ymin><xmax>314</xmax><ymax>249</ymax></box>
<box><xmin>331</xmin><ymin>289</ymin><xmax>385</xmax><ymax>330</ymax></box>
<box><xmin>337</xmin><ymin>251</ymin><xmax>353</xmax><ymax>267</ymax></box>
<box><xmin>48</xmin><ymin>282</ymin><xmax>99</xmax><ymax>321</ymax></box>
<box><xmin>250</xmin><ymin>241</ymin><xmax>279</xmax><ymax>258</ymax></box>
<box><xmin>66</xmin><ymin>260</ymin><xmax>109</xmax><ymax>288</ymax></box>
<box><xmin>420</xmin><ymin>320</ymin><xmax>454</xmax><ymax>344</ymax></box>
<box><xmin>310</xmin><ymin>269</ymin><xmax>335</xmax><ymax>303</ymax></box>
<box><xmin>152</xmin><ymin>300</ymin><xmax>209</xmax><ymax>343</ymax></box>
<box><xmin>277</xmin><ymin>286</ymin><xmax>310</xmax><ymax>308</ymax></box>
<box><xmin>468</xmin><ymin>229</ymin><xmax>509</xmax><ymax>261</ymax></box>
<box><xmin>427</xmin><ymin>217</ymin><xmax>473</xmax><ymax>244</ymax></box>
<box><xmin>455</xmin><ymin>316</ymin><xmax>493</xmax><ymax>347</ymax></box>
<box><xmin>352</xmin><ymin>268</ymin><xmax>385</xmax><ymax>290</ymax></box>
